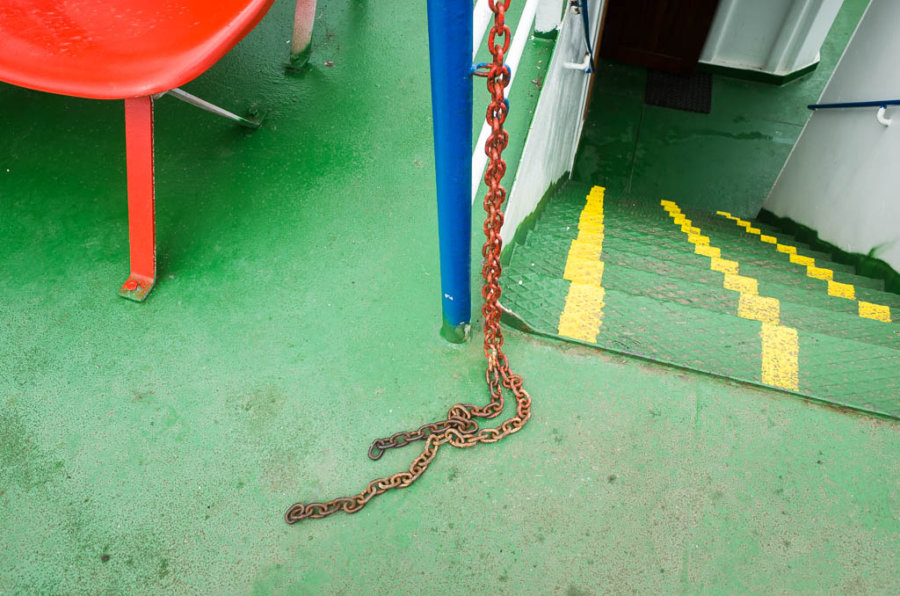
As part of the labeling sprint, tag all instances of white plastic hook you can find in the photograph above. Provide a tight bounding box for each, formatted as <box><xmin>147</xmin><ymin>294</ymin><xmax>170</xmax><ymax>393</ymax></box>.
<box><xmin>876</xmin><ymin>106</ymin><xmax>892</xmax><ymax>127</ymax></box>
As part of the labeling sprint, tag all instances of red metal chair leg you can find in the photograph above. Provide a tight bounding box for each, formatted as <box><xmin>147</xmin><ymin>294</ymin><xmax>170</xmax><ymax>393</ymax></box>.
<box><xmin>119</xmin><ymin>96</ymin><xmax>157</xmax><ymax>301</ymax></box>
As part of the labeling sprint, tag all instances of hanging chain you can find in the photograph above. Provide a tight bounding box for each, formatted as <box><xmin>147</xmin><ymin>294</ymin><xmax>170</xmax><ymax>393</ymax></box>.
<box><xmin>285</xmin><ymin>0</ymin><xmax>530</xmax><ymax>523</ymax></box>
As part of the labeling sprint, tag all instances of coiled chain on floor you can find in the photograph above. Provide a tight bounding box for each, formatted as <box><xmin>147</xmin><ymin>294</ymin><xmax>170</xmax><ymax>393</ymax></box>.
<box><xmin>285</xmin><ymin>0</ymin><xmax>531</xmax><ymax>522</ymax></box>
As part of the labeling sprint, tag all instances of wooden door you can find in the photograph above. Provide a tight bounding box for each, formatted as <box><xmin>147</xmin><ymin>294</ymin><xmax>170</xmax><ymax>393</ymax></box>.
<box><xmin>599</xmin><ymin>0</ymin><xmax>720</xmax><ymax>75</ymax></box>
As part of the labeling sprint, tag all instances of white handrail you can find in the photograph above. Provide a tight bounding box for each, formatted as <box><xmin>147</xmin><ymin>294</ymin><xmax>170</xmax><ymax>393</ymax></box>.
<box><xmin>473</xmin><ymin>0</ymin><xmax>492</xmax><ymax>60</ymax></box>
<box><xmin>471</xmin><ymin>0</ymin><xmax>540</xmax><ymax>203</ymax></box>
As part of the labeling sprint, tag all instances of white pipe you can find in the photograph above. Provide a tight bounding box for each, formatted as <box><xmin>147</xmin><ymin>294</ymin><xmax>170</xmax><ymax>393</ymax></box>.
<box><xmin>473</xmin><ymin>0</ymin><xmax>493</xmax><ymax>60</ymax></box>
<box><xmin>876</xmin><ymin>106</ymin><xmax>892</xmax><ymax>127</ymax></box>
<box><xmin>471</xmin><ymin>0</ymin><xmax>540</xmax><ymax>203</ymax></box>
<box><xmin>563</xmin><ymin>53</ymin><xmax>591</xmax><ymax>71</ymax></box>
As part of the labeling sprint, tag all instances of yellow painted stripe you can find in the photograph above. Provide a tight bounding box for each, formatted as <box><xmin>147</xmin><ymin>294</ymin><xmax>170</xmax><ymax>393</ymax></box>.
<box><xmin>714</xmin><ymin>212</ymin><xmax>893</xmax><ymax>323</ymax></box>
<box><xmin>859</xmin><ymin>301</ymin><xmax>892</xmax><ymax>323</ymax></box>
<box><xmin>710</xmin><ymin>258</ymin><xmax>739</xmax><ymax>275</ymax></box>
<box><xmin>776</xmin><ymin>244</ymin><xmax>797</xmax><ymax>255</ymax></box>
<box><xmin>739</xmin><ymin>294</ymin><xmax>780</xmax><ymax>324</ymax></box>
<box><xmin>563</xmin><ymin>254</ymin><xmax>604</xmax><ymax>287</ymax></box>
<box><xmin>695</xmin><ymin>244</ymin><xmax>721</xmax><ymax>258</ymax></box>
<box><xmin>663</xmin><ymin>200</ymin><xmax>799</xmax><ymax>391</ymax></box>
<box><xmin>724</xmin><ymin>274</ymin><xmax>758</xmax><ymax>295</ymax></box>
<box><xmin>558</xmin><ymin>187</ymin><xmax>607</xmax><ymax>342</ymax></box>
<box><xmin>789</xmin><ymin>253</ymin><xmax>815</xmax><ymax>267</ymax></box>
<box><xmin>806</xmin><ymin>266</ymin><xmax>833</xmax><ymax>281</ymax></box>
<box><xmin>558</xmin><ymin>283</ymin><xmax>606</xmax><ymax>342</ymax></box>
<box><xmin>827</xmin><ymin>280</ymin><xmax>856</xmax><ymax>300</ymax></box>
<box><xmin>760</xmin><ymin>323</ymin><xmax>799</xmax><ymax>390</ymax></box>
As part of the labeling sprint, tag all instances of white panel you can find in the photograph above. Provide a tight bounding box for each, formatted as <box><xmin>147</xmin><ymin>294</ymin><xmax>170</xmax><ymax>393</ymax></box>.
<box><xmin>500</xmin><ymin>0</ymin><xmax>603</xmax><ymax>246</ymax></box>
<box><xmin>765</xmin><ymin>0</ymin><xmax>900</xmax><ymax>269</ymax></box>
<box><xmin>535</xmin><ymin>0</ymin><xmax>564</xmax><ymax>33</ymax></box>
<box><xmin>700</xmin><ymin>0</ymin><xmax>843</xmax><ymax>76</ymax></box>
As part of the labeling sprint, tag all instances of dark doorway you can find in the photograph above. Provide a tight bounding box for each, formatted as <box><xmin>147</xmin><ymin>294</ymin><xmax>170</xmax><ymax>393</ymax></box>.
<box><xmin>599</xmin><ymin>0</ymin><xmax>721</xmax><ymax>75</ymax></box>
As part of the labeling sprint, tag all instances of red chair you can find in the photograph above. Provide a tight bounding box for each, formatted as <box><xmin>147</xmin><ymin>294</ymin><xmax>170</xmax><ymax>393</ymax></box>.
<box><xmin>0</xmin><ymin>0</ymin><xmax>316</xmax><ymax>300</ymax></box>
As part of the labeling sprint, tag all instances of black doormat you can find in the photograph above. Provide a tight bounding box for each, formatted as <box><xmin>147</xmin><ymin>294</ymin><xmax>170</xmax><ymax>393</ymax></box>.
<box><xmin>645</xmin><ymin>70</ymin><xmax>712</xmax><ymax>114</ymax></box>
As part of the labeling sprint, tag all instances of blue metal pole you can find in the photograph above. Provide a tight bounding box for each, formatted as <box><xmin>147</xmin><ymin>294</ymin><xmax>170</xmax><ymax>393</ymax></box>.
<box><xmin>427</xmin><ymin>0</ymin><xmax>473</xmax><ymax>343</ymax></box>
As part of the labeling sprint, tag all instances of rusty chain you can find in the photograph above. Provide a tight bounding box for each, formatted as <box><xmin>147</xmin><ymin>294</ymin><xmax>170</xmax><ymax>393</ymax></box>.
<box><xmin>285</xmin><ymin>0</ymin><xmax>531</xmax><ymax>523</ymax></box>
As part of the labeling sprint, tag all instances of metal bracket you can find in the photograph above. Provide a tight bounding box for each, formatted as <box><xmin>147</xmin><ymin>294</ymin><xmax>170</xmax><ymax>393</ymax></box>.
<box><xmin>158</xmin><ymin>88</ymin><xmax>261</xmax><ymax>129</ymax></box>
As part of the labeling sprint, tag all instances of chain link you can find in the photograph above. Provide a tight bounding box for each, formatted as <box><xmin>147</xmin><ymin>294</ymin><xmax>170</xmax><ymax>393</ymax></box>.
<box><xmin>285</xmin><ymin>0</ymin><xmax>531</xmax><ymax>524</ymax></box>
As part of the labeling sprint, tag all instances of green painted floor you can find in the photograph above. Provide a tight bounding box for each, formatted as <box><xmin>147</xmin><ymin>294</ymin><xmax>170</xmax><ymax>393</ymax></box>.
<box><xmin>573</xmin><ymin>0</ymin><xmax>871</xmax><ymax>217</ymax></box>
<box><xmin>503</xmin><ymin>183</ymin><xmax>900</xmax><ymax>418</ymax></box>
<box><xmin>1</xmin><ymin>1</ymin><xmax>899</xmax><ymax>593</ymax></box>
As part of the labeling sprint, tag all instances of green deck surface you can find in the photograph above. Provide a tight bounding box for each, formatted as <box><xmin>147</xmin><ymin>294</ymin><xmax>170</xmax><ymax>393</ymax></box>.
<box><xmin>1</xmin><ymin>0</ymin><xmax>898</xmax><ymax>593</ymax></box>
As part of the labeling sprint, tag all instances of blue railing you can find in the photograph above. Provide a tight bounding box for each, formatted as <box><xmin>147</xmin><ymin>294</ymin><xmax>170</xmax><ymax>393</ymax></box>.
<box><xmin>427</xmin><ymin>0</ymin><xmax>473</xmax><ymax>343</ymax></box>
<box><xmin>429</xmin><ymin>0</ymin><xmax>540</xmax><ymax>342</ymax></box>
<box><xmin>808</xmin><ymin>99</ymin><xmax>900</xmax><ymax>110</ymax></box>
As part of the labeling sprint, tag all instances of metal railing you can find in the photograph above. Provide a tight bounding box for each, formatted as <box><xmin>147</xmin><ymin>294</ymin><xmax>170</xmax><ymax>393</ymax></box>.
<box><xmin>808</xmin><ymin>99</ymin><xmax>900</xmax><ymax>127</ymax></box>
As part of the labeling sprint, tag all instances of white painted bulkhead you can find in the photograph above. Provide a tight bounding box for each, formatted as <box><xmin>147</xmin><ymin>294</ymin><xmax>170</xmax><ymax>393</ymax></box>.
<box><xmin>700</xmin><ymin>0</ymin><xmax>844</xmax><ymax>78</ymax></box>
<box><xmin>500</xmin><ymin>0</ymin><xmax>604</xmax><ymax>246</ymax></box>
<box><xmin>765</xmin><ymin>0</ymin><xmax>900</xmax><ymax>270</ymax></box>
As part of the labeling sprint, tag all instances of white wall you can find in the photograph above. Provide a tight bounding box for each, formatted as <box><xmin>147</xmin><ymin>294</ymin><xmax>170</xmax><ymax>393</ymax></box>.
<box><xmin>501</xmin><ymin>0</ymin><xmax>603</xmax><ymax>245</ymax></box>
<box><xmin>764</xmin><ymin>0</ymin><xmax>900</xmax><ymax>270</ymax></box>
<box><xmin>535</xmin><ymin>0</ymin><xmax>563</xmax><ymax>34</ymax></box>
<box><xmin>700</xmin><ymin>0</ymin><xmax>843</xmax><ymax>77</ymax></box>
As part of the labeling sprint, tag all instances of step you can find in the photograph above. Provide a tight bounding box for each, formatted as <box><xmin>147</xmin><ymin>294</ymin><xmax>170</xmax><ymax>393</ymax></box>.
<box><xmin>536</xmin><ymin>204</ymin><xmax>848</xmax><ymax>270</ymax></box>
<box><xmin>524</xmin><ymin>226</ymin><xmax>888</xmax><ymax>295</ymax></box>
<box><xmin>531</xmin><ymin>218</ymin><xmax>857</xmax><ymax>283</ymax></box>
<box><xmin>501</xmin><ymin>266</ymin><xmax>900</xmax><ymax>419</ymax></box>
<box><xmin>510</xmin><ymin>239</ymin><xmax>900</xmax><ymax>319</ymax></box>
<box><xmin>544</xmin><ymin>193</ymin><xmax>831</xmax><ymax>255</ymax></box>
<box><xmin>504</xmin><ymin>258</ymin><xmax>900</xmax><ymax>351</ymax></box>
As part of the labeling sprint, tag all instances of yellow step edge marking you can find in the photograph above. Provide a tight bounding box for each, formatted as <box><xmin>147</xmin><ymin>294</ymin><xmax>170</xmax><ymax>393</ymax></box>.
<box><xmin>806</xmin><ymin>266</ymin><xmax>833</xmax><ymax>281</ymax></box>
<box><xmin>789</xmin><ymin>253</ymin><xmax>815</xmax><ymax>266</ymax></box>
<box><xmin>695</xmin><ymin>244</ymin><xmax>721</xmax><ymax>258</ymax></box>
<box><xmin>723</xmin><ymin>273</ymin><xmax>758</xmax><ymax>295</ymax></box>
<box><xmin>760</xmin><ymin>323</ymin><xmax>799</xmax><ymax>390</ymax></box>
<box><xmin>710</xmin><ymin>258</ymin><xmax>739</xmax><ymax>275</ymax></box>
<box><xmin>827</xmin><ymin>280</ymin><xmax>856</xmax><ymax>300</ymax></box>
<box><xmin>776</xmin><ymin>244</ymin><xmax>797</xmax><ymax>255</ymax></box>
<box><xmin>661</xmin><ymin>200</ymin><xmax>799</xmax><ymax>391</ymax></box>
<box><xmin>713</xmin><ymin>212</ymin><xmax>893</xmax><ymax>323</ymax></box>
<box><xmin>739</xmin><ymin>294</ymin><xmax>780</xmax><ymax>324</ymax></box>
<box><xmin>558</xmin><ymin>283</ymin><xmax>606</xmax><ymax>342</ymax></box>
<box><xmin>558</xmin><ymin>187</ymin><xmax>607</xmax><ymax>342</ymax></box>
<box><xmin>859</xmin><ymin>301</ymin><xmax>892</xmax><ymax>323</ymax></box>
<box><xmin>563</xmin><ymin>257</ymin><xmax>605</xmax><ymax>287</ymax></box>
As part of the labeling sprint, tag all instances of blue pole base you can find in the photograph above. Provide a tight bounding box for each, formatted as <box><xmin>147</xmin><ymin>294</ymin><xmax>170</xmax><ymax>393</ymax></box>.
<box><xmin>440</xmin><ymin>318</ymin><xmax>471</xmax><ymax>344</ymax></box>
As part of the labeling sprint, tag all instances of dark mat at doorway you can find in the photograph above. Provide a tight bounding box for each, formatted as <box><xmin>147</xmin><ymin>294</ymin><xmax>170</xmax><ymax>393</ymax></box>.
<box><xmin>645</xmin><ymin>70</ymin><xmax>712</xmax><ymax>113</ymax></box>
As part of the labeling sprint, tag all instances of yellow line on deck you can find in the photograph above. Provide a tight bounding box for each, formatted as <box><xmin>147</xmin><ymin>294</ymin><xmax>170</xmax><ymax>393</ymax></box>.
<box><xmin>663</xmin><ymin>200</ymin><xmax>799</xmax><ymax>390</ymax></box>
<box><xmin>715</xmin><ymin>211</ymin><xmax>892</xmax><ymax>323</ymax></box>
<box><xmin>558</xmin><ymin>187</ymin><xmax>606</xmax><ymax>342</ymax></box>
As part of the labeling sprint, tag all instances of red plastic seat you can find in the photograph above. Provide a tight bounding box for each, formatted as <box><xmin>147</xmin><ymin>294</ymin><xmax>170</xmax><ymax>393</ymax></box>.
<box><xmin>0</xmin><ymin>0</ymin><xmax>275</xmax><ymax>99</ymax></box>
<box><xmin>0</xmin><ymin>0</ymin><xmax>277</xmax><ymax>300</ymax></box>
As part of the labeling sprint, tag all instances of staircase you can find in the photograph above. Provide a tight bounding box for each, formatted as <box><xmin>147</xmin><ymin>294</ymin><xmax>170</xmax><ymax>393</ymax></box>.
<box><xmin>501</xmin><ymin>183</ymin><xmax>900</xmax><ymax>419</ymax></box>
